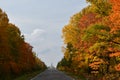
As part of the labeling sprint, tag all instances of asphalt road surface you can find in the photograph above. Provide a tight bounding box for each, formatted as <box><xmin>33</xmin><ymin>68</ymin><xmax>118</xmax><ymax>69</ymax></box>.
<box><xmin>31</xmin><ymin>68</ymin><xmax>75</xmax><ymax>80</ymax></box>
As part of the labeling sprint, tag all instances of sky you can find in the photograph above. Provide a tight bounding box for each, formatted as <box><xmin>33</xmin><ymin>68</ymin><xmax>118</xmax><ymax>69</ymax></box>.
<box><xmin>0</xmin><ymin>0</ymin><xmax>88</xmax><ymax>67</ymax></box>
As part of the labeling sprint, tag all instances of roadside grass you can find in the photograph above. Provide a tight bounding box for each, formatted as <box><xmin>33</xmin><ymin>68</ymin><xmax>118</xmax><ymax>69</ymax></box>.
<box><xmin>14</xmin><ymin>70</ymin><xmax>44</xmax><ymax>80</ymax></box>
<box><xmin>64</xmin><ymin>72</ymin><xmax>87</xmax><ymax>80</ymax></box>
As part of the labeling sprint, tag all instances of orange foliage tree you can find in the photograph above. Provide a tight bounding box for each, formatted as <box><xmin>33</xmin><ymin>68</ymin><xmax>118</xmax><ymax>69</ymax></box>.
<box><xmin>0</xmin><ymin>8</ymin><xmax>46</xmax><ymax>80</ymax></box>
<box><xmin>58</xmin><ymin>0</ymin><xmax>120</xmax><ymax>79</ymax></box>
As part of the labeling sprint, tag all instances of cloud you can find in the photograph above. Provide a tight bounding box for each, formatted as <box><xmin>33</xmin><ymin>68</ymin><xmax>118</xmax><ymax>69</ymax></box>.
<box><xmin>25</xmin><ymin>28</ymin><xmax>45</xmax><ymax>43</ymax></box>
<box><xmin>24</xmin><ymin>28</ymin><xmax>63</xmax><ymax>66</ymax></box>
<box><xmin>31</xmin><ymin>29</ymin><xmax>45</xmax><ymax>37</ymax></box>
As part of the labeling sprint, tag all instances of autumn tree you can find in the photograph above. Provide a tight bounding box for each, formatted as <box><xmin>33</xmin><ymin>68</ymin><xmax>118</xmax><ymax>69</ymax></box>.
<box><xmin>0</xmin><ymin>8</ymin><xmax>46</xmax><ymax>80</ymax></box>
<box><xmin>58</xmin><ymin>0</ymin><xmax>120</xmax><ymax>79</ymax></box>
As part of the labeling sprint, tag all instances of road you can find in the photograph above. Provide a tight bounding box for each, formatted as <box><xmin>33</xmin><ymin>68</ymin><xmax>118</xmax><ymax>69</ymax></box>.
<box><xmin>31</xmin><ymin>68</ymin><xmax>75</xmax><ymax>80</ymax></box>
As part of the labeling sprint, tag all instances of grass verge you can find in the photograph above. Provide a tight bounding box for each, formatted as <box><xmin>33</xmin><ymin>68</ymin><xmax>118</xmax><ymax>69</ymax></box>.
<box><xmin>64</xmin><ymin>71</ymin><xmax>87</xmax><ymax>80</ymax></box>
<box><xmin>14</xmin><ymin>70</ymin><xmax>45</xmax><ymax>80</ymax></box>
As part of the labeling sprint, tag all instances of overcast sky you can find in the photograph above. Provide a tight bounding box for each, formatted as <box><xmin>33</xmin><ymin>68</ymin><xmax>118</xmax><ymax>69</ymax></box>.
<box><xmin>0</xmin><ymin>0</ymin><xmax>87</xmax><ymax>66</ymax></box>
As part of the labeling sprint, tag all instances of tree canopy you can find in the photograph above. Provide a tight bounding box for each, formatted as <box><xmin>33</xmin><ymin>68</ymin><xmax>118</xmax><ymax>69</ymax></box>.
<box><xmin>0</xmin><ymin>8</ymin><xmax>46</xmax><ymax>80</ymax></box>
<box><xmin>57</xmin><ymin>0</ymin><xmax>120</xmax><ymax>79</ymax></box>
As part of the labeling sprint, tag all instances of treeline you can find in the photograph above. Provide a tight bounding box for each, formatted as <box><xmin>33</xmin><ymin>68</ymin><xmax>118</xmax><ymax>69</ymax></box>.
<box><xmin>57</xmin><ymin>0</ymin><xmax>120</xmax><ymax>80</ymax></box>
<box><xmin>0</xmin><ymin>8</ymin><xmax>46</xmax><ymax>80</ymax></box>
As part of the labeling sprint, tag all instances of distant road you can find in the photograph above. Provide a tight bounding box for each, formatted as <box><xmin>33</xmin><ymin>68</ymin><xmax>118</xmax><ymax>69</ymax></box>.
<box><xmin>31</xmin><ymin>68</ymin><xmax>75</xmax><ymax>80</ymax></box>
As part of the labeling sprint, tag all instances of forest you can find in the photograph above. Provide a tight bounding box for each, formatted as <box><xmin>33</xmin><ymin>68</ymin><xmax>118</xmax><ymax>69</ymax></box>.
<box><xmin>0</xmin><ymin>8</ymin><xmax>46</xmax><ymax>80</ymax></box>
<box><xmin>57</xmin><ymin>0</ymin><xmax>120</xmax><ymax>80</ymax></box>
